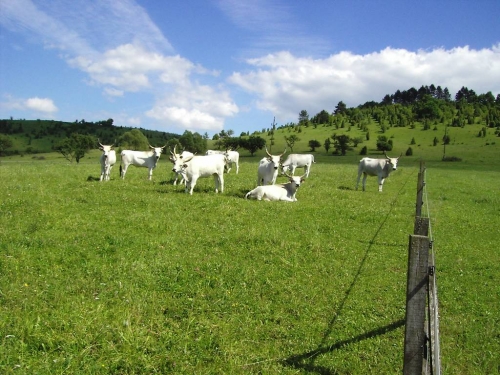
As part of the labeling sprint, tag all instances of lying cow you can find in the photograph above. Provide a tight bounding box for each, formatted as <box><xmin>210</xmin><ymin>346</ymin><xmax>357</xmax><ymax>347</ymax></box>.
<box><xmin>171</xmin><ymin>146</ymin><xmax>226</xmax><ymax>195</ymax></box>
<box><xmin>257</xmin><ymin>148</ymin><xmax>286</xmax><ymax>185</ymax></box>
<box><xmin>245</xmin><ymin>173</ymin><xmax>305</xmax><ymax>201</ymax></box>
<box><xmin>281</xmin><ymin>153</ymin><xmax>315</xmax><ymax>177</ymax></box>
<box><xmin>120</xmin><ymin>145</ymin><xmax>165</xmax><ymax>180</ymax></box>
<box><xmin>98</xmin><ymin>140</ymin><xmax>116</xmax><ymax>182</ymax></box>
<box><xmin>356</xmin><ymin>152</ymin><xmax>402</xmax><ymax>192</ymax></box>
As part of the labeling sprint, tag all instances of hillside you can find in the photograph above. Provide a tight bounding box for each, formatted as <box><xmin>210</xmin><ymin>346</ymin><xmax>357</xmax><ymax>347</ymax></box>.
<box><xmin>1</xmin><ymin>84</ymin><xmax>499</xmax><ymax>162</ymax></box>
<box><xmin>0</xmin><ymin>118</ymin><xmax>180</xmax><ymax>155</ymax></box>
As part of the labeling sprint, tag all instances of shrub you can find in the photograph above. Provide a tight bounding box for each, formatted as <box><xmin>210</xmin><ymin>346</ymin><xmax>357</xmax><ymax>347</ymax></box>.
<box><xmin>360</xmin><ymin>146</ymin><xmax>368</xmax><ymax>155</ymax></box>
<box><xmin>406</xmin><ymin>147</ymin><xmax>413</xmax><ymax>156</ymax></box>
<box><xmin>442</xmin><ymin>156</ymin><xmax>462</xmax><ymax>162</ymax></box>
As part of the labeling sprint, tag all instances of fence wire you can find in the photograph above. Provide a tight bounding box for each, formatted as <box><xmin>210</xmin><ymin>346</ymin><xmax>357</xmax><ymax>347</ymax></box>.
<box><xmin>421</xmin><ymin>166</ymin><xmax>441</xmax><ymax>375</ymax></box>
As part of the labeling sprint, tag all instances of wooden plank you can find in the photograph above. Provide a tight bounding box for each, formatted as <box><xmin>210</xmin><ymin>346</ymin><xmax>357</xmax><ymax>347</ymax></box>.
<box><xmin>403</xmin><ymin>234</ymin><xmax>429</xmax><ymax>375</ymax></box>
<box><xmin>414</xmin><ymin>217</ymin><xmax>429</xmax><ymax>236</ymax></box>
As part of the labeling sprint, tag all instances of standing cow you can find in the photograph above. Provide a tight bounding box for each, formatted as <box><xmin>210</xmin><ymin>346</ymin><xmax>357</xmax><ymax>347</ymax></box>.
<box><xmin>170</xmin><ymin>148</ymin><xmax>226</xmax><ymax>195</ymax></box>
<box><xmin>356</xmin><ymin>152</ymin><xmax>402</xmax><ymax>192</ymax></box>
<box><xmin>120</xmin><ymin>145</ymin><xmax>165</xmax><ymax>180</ymax></box>
<box><xmin>257</xmin><ymin>148</ymin><xmax>286</xmax><ymax>185</ymax></box>
<box><xmin>98</xmin><ymin>140</ymin><xmax>116</xmax><ymax>181</ymax></box>
<box><xmin>281</xmin><ymin>153</ymin><xmax>315</xmax><ymax>177</ymax></box>
<box><xmin>170</xmin><ymin>149</ymin><xmax>194</xmax><ymax>186</ymax></box>
<box><xmin>245</xmin><ymin>173</ymin><xmax>306</xmax><ymax>202</ymax></box>
<box><xmin>223</xmin><ymin>149</ymin><xmax>240</xmax><ymax>174</ymax></box>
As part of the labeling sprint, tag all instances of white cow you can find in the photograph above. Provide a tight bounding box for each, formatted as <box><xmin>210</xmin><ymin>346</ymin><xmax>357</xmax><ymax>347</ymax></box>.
<box><xmin>98</xmin><ymin>140</ymin><xmax>116</xmax><ymax>182</ymax></box>
<box><xmin>170</xmin><ymin>148</ymin><xmax>226</xmax><ymax>195</ymax></box>
<box><xmin>246</xmin><ymin>173</ymin><xmax>305</xmax><ymax>201</ymax></box>
<box><xmin>120</xmin><ymin>145</ymin><xmax>165</xmax><ymax>180</ymax></box>
<box><xmin>223</xmin><ymin>150</ymin><xmax>240</xmax><ymax>174</ymax></box>
<box><xmin>169</xmin><ymin>150</ymin><xmax>194</xmax><ymax>186</ymax></box>
<box><xmin>281</xmin><ymin>153</ymin><xmax>315</xmax><ymax>177</ymax></box>
<box><xmin>356</xmin><ymin>152</ymin><xmax>402</xmax><ymax>192</ymax></box>
<box><xmin>257</xmin><ymin>148</ymin><xmax>286</xmax><ymax>185</ymax></box>
<box><xmin>205</xmin><ymin>150</ymin><xmax>225</xmax><ymax>155</ymax></box>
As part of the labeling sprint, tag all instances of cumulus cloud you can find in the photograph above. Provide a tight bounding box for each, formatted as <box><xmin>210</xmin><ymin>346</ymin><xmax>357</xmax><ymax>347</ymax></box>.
<box><xmin>24</xmin><ymin>97</ymin><xmax>58</xmax><ymax>113</ymax></box>
<box><xmin>0</xmin><ymin>95</ymin><xmax>58</xmax><ymax>115</ymax></box>
<box><xmin>146</xmin><ymin>84</ymin><xmax>239</xmax><ymax>131</ymax></box>
<box><xmin>229</xmin><ymin>45</ymin><xmax>500</xmax><ymax>122</ymax></box>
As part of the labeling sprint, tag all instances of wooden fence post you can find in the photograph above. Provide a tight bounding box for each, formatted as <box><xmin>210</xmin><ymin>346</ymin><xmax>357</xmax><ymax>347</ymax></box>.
<box><xmin>403</xmin><ymin>234</ymin><xmax>429</xmax><ymax>375</ymax></box>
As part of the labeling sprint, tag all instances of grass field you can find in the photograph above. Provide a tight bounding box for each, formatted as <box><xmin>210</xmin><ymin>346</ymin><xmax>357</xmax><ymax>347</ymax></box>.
<box><xmin>1</xmin><ymin>123</ymin><xmax>499</xmax><ymax>374</ymax></box>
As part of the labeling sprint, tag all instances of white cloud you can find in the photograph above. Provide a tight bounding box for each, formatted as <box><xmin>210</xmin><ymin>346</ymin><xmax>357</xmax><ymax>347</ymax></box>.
<box><xmin>229</xmin><ymin>46</ymin><xmax>500</xmax><ymax>122</ymax></box>
<box><xmin>146</xmin><ymin>84</ymin><xmax>239</xmax><ymax>132</ymax></box>
<box><xmin>24</xmin><ymin>97</ymin><xmax>58</xmax><ymax>113</ymax></box>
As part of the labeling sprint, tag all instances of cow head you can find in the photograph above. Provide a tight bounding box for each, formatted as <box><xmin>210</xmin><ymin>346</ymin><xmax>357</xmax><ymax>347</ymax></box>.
<box><xmin>384</xmin><ymin>152</ymin><xmax>402</xmax><ymax>170</ymax></box>
<box><xmin>149</xmin><ymin>144</ymin><xmax>165</xmax><ymax>161</ymax></box>
<box><xmin>284</xmin><ymin>171</ymin><xmax>306</xmax><ymax>188</ymax></box>
<box><xmin>265</xmin><ymin>147</ymin><xmax>286</xmax><ymax>170</ymax></box>
<box><xmin>98</xmin><ymin>139</ymin><xmax>114</xmax><ymax>158</ymax></box>
<box><xmin>170</xmin><ymin>146</ymin><xmax>194</xmax><ymax>173</ymax></box>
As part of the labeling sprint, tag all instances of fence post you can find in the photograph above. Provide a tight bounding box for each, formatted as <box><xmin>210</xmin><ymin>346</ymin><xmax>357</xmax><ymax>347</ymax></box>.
<box><xmin>403</xmin><ymin>234</ymin><xmax>429</xmax><ymax>375</ymax></box>
<box><xmin>415</xmin><ymin>160</ymin><xmax>425</xmax><ymax>217</ymax></box>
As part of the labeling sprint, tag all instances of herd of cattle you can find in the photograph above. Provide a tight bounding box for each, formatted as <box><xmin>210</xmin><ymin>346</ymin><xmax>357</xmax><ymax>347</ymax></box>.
<box><xmin>98</xmin><ymin>141</ymin><xmax>401</xmax><ymax>200</ymax></box>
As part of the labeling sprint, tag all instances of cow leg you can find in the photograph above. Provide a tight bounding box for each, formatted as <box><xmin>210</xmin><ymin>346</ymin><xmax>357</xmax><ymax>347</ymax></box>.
<box><xmin>362</xmin><ymin>173</ymin><xmax>368</xmax><ymax>191</ymax></box>
<box><xmin>100</xmin><ymin>166</ymin><xmax>105</xmax><ymax>181</ymax></box>
<box><xmin>356</xmin><ymin>171</ymin><xmax>362</xmax><ymax>190</ymax></box>
<box><xmin>305</xmin><ymin>165</ymin><xmax>310</xmax><ymax>178</ymax></box>
<box><xmin>120</xmin><ymin>165</ymin><xmax>127</xmax><ymax>179</ymax></box>
<box><xmin>189</xmin><ymin>176</ymin><xmax>198</xmax><ymax>195</ymax></box>
<box><xmin>379</xmin><ymin>177</ymin><xmax>385</xmax><ymax>192</ymax></box>
<box><xmin>147</xmin><ymin>168</ymin><xmax>153</xmax><ymax>181</ymax></box>
<box><xmin>291</xmin><ymin>165</ymin><xmax>296</xmax><ymax>176</ymax></box>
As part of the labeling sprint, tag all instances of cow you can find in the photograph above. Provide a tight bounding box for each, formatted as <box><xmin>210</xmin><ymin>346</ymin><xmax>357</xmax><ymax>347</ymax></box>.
<box><xmin>205</xmin><ymin>150</ymin><xmax>225</xmax><ymax>155</ymax></box>
<box><xmin>356</xmin><ymin>152</ymin><xmax>402</xmax><ymax>192</ymax></box>
<box><xmin>169</xmin><ymin>150</ymin><xmax>194</xmax><ymax>186</ymax></box>
<box><xmin>170</xmin><ymin>147</ymin><xmax>226</xmax><ymax>195</ymax></box>
<box><xmin>120</xmin><ymin>145</ymin><xmax>165</xmax><ymax>180</ymax></box>
<box><xmin>223</xmin><ymin>149</ymin><xmax>240</xmax><ymax>174</ymax></box>
<box><xmin>281</xmin><ymin>153</ymin><xmax>315</xmax><ymax>177</ymax></box>
<box><xmin>98</xmin><ymin>140</ymin><xmax>116</xmax><ymax>182</ymax></box>
<box><xmin>257</xmin><ymin>148</ymin><xmax>286</xmax><ymax>186</ymax></box>
<box><xmin>245</xmin><ymin>173</ymin><xmax>306</xmax><ymax>201</ymax></box>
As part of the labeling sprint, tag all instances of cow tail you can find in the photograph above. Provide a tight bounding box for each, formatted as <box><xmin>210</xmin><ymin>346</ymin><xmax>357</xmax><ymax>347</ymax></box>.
<box><xmin>120</xmin><ymin>165</ymin><xmax>122</xmax><ymax>177</ymax></box>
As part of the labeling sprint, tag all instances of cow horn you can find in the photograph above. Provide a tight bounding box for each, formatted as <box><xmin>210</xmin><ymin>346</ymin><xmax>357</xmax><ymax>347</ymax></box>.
<box><xmin>170</xmin><ymin>145</ymin><xmax>177</xmax><ymax>156</ymax></box>
<box><xmin>149</xmin><ymin>144</ymin><xmax>154</xmax><ymax>149</ymax></box>
<box><xmin>265</xmin><ymin>147</ymin><xmax>272</xmax><ymax>157</ymax></box>
<box><xmin>280</xmin><ymin>148</ymin><xmax>287</xmax><ymax>157</ymax></box>
<box><xmin>98</xmin><ymin>138</ymin><xmax>104</xmax><ymax>147</ymax></box>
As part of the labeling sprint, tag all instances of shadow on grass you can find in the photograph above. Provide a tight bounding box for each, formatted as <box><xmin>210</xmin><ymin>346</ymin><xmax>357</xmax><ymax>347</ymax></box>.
<box><xmin>282</xmin><ymin>319</ymin><xmax>405</xmax><ymax>374</ymax></box>
<box><xmin>280</xmin><ymin>170</ymin><xmax>415</xmax><ymax>374</ymax></box>
<box><xmin>86</xmin><ymin>175</ymin><xmax>101</xmax><ymax>182</ymax></box>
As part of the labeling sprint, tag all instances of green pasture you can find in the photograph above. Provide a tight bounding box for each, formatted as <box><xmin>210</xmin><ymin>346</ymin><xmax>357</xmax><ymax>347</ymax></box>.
<box><xmin>0</xmin><ymin>139</ymin><xmax>499</xmax><ymax>374</ymax></box>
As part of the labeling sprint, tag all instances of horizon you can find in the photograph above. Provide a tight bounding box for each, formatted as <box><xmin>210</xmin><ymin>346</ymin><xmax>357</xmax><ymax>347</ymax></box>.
<box><xmin>1</xmin><ymin>0</ymin><xmax>499</xmax><ymax>136</ymax></box>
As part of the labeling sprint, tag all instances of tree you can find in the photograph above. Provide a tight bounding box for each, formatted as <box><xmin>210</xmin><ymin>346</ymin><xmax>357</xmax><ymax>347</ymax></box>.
<box><xmin>323</xmin><ymin>138</ymin><xmax>331</xmax><ymax>153</ymax></box>
<box><xmin>333</xmin><ymin>134</ymin><xmax>351</xmax><ymax>155</ymax></box>
<box><xmin>298</xmin><ymin>110</ymin><xmax>309</xmax><ymax>125</ymax></box>
<box><xmin>334</xmin><ymin>101</ymin><xmax>347</xmax><ymax>115</ymax></box>
<box><xmin>315</xmin><ymin>110</ymin><xmax>330</xmax><ymax>124</ymax></box>
<box><xmin>284</xmin><ymin>134</ymin><xmax>300</xmax><ymax>152</ymax></box>
<box><xmin>376</xmin><ymin>135</ymin><xmax>393</xmax><ymax>152</ymax></box>
<box><xmin>240</xmin><ymin>135</ymin><xmax>266</xmax><ymax>156</ymax></box>
<box><xmin>119</xmin><ymin>129</ymin><xmax>148</xmax><ymax>150</ymax></box>
<box><xmin>0</xmin><ymin>134</ymin><xmax>13</xmax><ymax>155</ymax></box>
<box><xmin>56</xmin><ymin>133</ymin><xmax>95</xmax><ymax>163</ymax></box>
<box><xmin>308</xmin><ymin>139</ymin><xmax>321</xmax><ymax>152</ymax></box>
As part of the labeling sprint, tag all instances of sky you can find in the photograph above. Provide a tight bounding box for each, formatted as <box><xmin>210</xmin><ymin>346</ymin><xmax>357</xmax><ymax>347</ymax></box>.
<box><xmin>1</xmin><ymin>0</ymin><xmax>500</xmax><ymax>137</ymax></box>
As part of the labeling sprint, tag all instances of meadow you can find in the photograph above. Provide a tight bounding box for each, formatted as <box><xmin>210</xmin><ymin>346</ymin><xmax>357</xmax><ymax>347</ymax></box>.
<box><xmin>0</xmin><ymin>123</ymin><xmax>499</xmax><ymax>374</ymax></box>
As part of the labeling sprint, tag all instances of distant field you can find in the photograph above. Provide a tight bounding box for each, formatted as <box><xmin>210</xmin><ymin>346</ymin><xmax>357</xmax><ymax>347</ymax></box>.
<box><xmin>1</xmin><ymin>144</ymin><xmax>498</xmax><ymax>374</ymax></box>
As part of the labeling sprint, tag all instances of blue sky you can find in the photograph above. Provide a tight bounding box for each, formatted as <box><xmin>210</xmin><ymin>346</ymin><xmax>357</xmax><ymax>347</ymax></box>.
<box><xmin>1</xmin><ymin>0</ymin><xmax>499</xmax><ymax>137</ymax></box>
